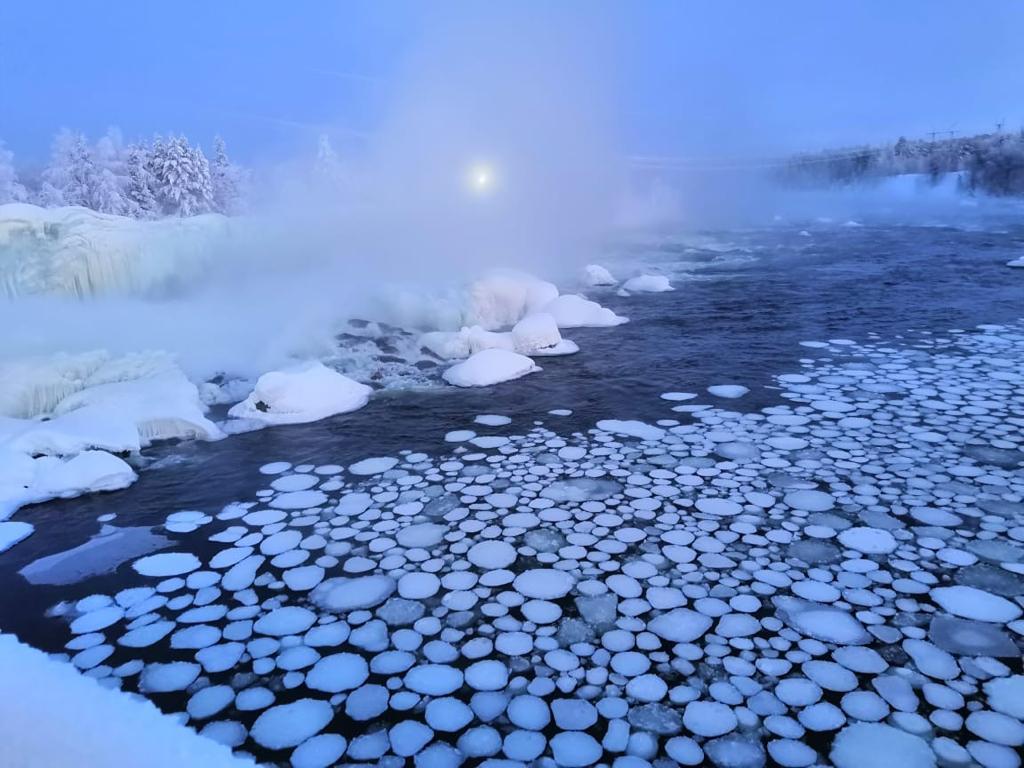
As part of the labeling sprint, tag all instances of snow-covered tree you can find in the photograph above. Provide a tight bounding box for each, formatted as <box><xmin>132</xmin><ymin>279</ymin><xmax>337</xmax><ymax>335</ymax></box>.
<box><xmin>39</xmin><ymin>130</ymin><xmax>101</xmax><ymax>208</ymax></box>
<box><xmin>150</xmin><ymin>135</ymin><xmax>214</xmax><ymax>217</ymax></box>
<box><xmin>91</xmin><ymin>127</ymin><xmax>130</xmax><ymax>214</ymax></box>
<box><xmin>210</xmin><ymin>135</ymin><xmax>243</xmax><ymax>214</ymax></box>
<box><xmin>123</xmin><ymin>143</ymin><xmax>159</xmax><ymax>218</ymax></box>
<box><xmin>313</xmin><ymin>133</ymin><xmax>343</xmax><ymax>190</ymax></box>
<box><xmin>0</xmin><ymin>139</ymin><xmax>28</xmax><ymax>204</ymax></box>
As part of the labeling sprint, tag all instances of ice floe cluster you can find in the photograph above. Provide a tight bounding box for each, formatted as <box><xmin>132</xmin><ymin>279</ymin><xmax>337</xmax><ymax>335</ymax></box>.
<box><xmin>31</xmin><ymin>321</ymin><xmax>1024</xmax><ymax>767</ymax></box>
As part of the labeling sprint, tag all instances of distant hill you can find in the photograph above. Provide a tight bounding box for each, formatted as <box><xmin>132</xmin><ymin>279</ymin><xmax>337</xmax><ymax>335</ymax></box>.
<box><xmin>779</xmin><ymin>131</ymin><xmax>1024</xmax><ymax>196</ymax></box>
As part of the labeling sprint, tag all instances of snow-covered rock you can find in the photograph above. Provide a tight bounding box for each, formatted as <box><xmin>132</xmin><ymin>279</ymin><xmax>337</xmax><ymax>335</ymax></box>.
<box><xmin>541</xmin><ymin>294</ymin><xmax>628</xmax><ymax>328</ymax></box>
<box><xmin>621</xmin><ymin>274</ymin><xmax>674</xmax><ymax>293</ymax></box>
<box><xmin>467</xmin><ymin>326</ymin><xmax>516</xmax><ymax>355</ymax></box>
<box><xmin>0</xmin><ymin>203</ymin><xmax>230</xmax><ymax>299</ymax></box>
<box><xmin>442</xmin><ymin>349</ymin><xmax>540</xmax><ymax>388</ymax></box>
<box><xmin>581</xmin><ymin>264</ymin><xmax>617</xmax><ymax>286</ymax></box>
<box><xmin>464</xmin><ymin>271</ymin><xmax>560</xmax><ymax>330</ymax></box>
<box><xmin>0</xmin><ymin>633</ymin><xmax>252</xmax><ymax>767</ymax></box>
<box><xmin>512</xmin><ymin>313</ymin><xmax>577</xmax><ymax>356</ymax></box>
<box><xmin>228</xmin><ymin>361</ymin><xmax>372</xmax><ymax>425</ymax></box>
<box><xmin>419</xmin><ymin>329</ymin><xmax>472</xmax><ymax>360</ymax></box>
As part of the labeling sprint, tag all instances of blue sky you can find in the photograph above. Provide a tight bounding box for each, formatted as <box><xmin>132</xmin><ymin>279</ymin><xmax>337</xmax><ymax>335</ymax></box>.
<box><xmin>2</xmin><ymin>1</ymin><xmax>1023</xmax><ymax>166</ymax></box>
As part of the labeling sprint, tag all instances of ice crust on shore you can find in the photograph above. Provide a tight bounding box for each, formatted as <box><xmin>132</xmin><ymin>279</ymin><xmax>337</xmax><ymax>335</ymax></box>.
<box><xmin>30</xmin><ymin>321</ymin><xmax>1024</xmax><ymax>767</ymax></box>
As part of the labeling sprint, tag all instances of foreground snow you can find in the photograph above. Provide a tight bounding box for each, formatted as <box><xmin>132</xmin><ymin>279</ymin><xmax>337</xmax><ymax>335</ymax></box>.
<box><xmin>0</xmin><ymin>634</ymin><xmax>252</xmax><ymax>768</ymax></box>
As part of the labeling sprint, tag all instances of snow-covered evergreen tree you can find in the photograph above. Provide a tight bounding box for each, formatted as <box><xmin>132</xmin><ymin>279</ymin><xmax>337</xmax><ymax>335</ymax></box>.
<box><xmin>150</xmin><ymin>135</ymin><xmax>214</xmax><ymax>217</ymax></box>
<box><xmin>210</xmin><ymin>135</ymin><xmax>242</xmax><ymax>214</ymax></box>
<box><xmin>92</xmin><ymin>128</ymin><xmax>129</xmax><ymax>214</ymax></box>
<box><xmin>313</xmin><ymin>133</ymin><xmax>343</xmax><ymax>190</ymax></box>
<box><xmin>39</xmin><ymin>130</ymin><xmax>100</xmax><ymax>208</ymax></box>
<box><xmin>0</xmin><ymin>139</ymin><xmax>28</xmax><ymax>204</ymax></box>
<box><xmin>124</xmin><ymin>143</ymin><xmax>159</xmax><ymax>218</ymax></box>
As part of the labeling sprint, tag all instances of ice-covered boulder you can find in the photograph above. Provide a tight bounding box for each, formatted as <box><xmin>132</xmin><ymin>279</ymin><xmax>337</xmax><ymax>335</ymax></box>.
<box><xmin>464</xmin><ymin>271</ymin><xmax>559</xmax><ymax>330</ymax></box>
<box><xmin>512</xmin><ymin>313</ymin><xmax>560</xmax><ymax>352</ymax></box>
<box><xmin>542</xmin><ymin>294</ymin><xmax>628</xmax><ymax>328</ymax></box>
<box><xmin>442</xmin><ymin>349</ymin><xmax>540</xmax><ymax>388</ymax></box>
<box><xmin>419</xmin><ymin>329</ymin><xmax>472</xmax><ymax>360</ymax></box>
<box><xmin>229</xmin><ymin>361</ymin><xmax>372</xmax><ymax>425</ymax></box>
<box><xmin>622</xmin><ymin>274</ymin><xmax>674</xmax><ymax>293</ymax></box>
<box><xmin>582</xmin><ymin>264</ymin><xmax>617</xmax><ymax>286</ymax></box>
<box><xmin>467</xmin><ymin>326</ymin><xmax>516</xmax><ymax>354</ymax></box>
<box><xmin>419</xmin><ymin>325</ymin><xmax>517</xmax><ymax>360</ymax></box>
<box><xmin>0</xmin><ymin>203</ymin><xmax>230</xmax><ymax>299</ymax></box>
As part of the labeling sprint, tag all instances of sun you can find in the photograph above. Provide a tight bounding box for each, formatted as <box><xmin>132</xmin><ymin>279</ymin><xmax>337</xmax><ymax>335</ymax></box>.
<box><xmin>467</xmin><ymin>163</ymin><xmax>496</xmax><ymax>195</ymax></box>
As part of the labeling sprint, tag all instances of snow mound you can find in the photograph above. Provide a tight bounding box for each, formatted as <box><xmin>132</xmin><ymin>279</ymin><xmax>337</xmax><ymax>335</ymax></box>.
<box><xmin>581</xmin><ymin>264</ymin><xmax>617</xmax><ymax>286</ymax></box>
<box><xmin>542</xmin><ymin>294</ymin><xmax>628</xmax><ymax>328</ymax></box>
<box><xmin>442</xmin><ymin>349</ymin><xmax>540</xmax><ymax>388</ymax></box>
<box><xmin>0</xmin><ymin>203</ymin><xmax>230</xmax><ymax>299</ymax></box>
<box><xmin>0</xmin><ymin>633</ymin><xmax>252</xmax><ymax>767</ymax></box>
<box><xmin>621</xmin><ymin>274</ymin><xmax>674</xmax><ymax>293</ymax></box>
<box><xmin>228</xmin><ymin>361</ymin><xmax>372</xmax><ymax>425</ymax></box>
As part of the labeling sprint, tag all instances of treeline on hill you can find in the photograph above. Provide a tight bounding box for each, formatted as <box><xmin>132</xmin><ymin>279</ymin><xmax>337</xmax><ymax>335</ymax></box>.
<box><xmin>779</xmin><ymin>131</ymin><xmax>1024</xmax><ymax>196</ymax></box>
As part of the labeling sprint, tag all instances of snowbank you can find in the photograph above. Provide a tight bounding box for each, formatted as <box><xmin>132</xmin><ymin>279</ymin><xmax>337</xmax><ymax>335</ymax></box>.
<box><xmin>0</xmin><ymin>448</ymin><xmax>136</xmax><ymax>522</ymax></box>
<box><xmin>228</xmin><ymin>361</ymin><xmax>373</xmax><ymax>425</ymax></box>
<box><xmin>581</xmin><ymin>264</ymin><xmax>617</xmax><ymax>286</ymax></box>
<box><xmin>442</xmin><ymin>349</ymin><xmax>541</xmax><ymax>387</ymax></box>
<box><xmin>0</xmin><ymin>634</ymin><xmax>252</xmax><ymax>768</ymax></box>
<box><xmin>0</xmin><ymin>203</ymin><xmax>230</xmax><ymax>299</ymax></box>
<box><xmin>542</xmin><ymin>294</ymin><xmax>628</xmax><ymax>328</ymax></box>
<box><xmin>621</xmin><ymin>274</ymin><xmax>674</xmax><ymax>293</ymax></box>
<box><xmin>0</xmin><ymin>351</ymin><xmax>220</xmax><ymax>521</ymax></box>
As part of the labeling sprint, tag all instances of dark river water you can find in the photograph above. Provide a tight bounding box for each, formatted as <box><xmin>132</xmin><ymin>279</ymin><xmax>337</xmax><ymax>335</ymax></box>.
<box><xmin>1</xmin><ymin>212</ymin><xmax>1022</xmax><ymax>737</ymax></box>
